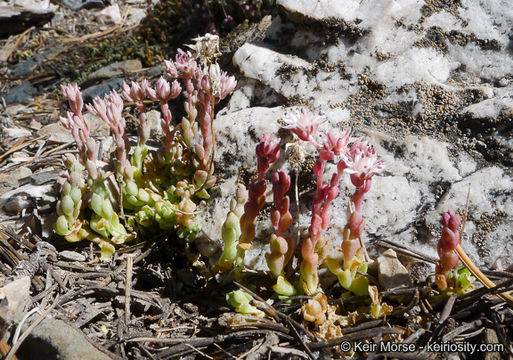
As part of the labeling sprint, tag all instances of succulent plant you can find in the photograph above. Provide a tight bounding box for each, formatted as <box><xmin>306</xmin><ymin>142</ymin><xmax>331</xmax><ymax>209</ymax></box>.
<box><xmin>55</xmin><ymin>35</ymin><xmax>236</xmax><ymax>260</ymax></box>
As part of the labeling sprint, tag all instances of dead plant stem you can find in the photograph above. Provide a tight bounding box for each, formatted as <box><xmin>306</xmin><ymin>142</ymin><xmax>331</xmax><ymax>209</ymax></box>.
<box><xmin>457</xmin><ymin>185</ymin><xmax>513</xmax><ymax>307</ymax></box>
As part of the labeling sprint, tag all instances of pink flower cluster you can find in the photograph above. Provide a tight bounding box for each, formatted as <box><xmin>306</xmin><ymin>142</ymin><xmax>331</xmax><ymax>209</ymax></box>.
<box><xmin>256</xmin><ymin>134</ymin><xmax>280</xmax><ymax>181</ymax></box>
<box><xmin>341</xmin><ymin>141</ymin><xmax>384</xmax><ymax>264</ymax></box>
<box><xmin>282</xmin><ymin>110</ymin><xmax>326</xmax><ymax>145</ymax></box>
<box><xmin>121</xmin><ymin>76</ymin><xmax>182</xmax><ymax>159</ymax></box>
<box><xmin>60</xmin><ymin>84</ymin><xmax>98</xmax><ymax>180</ymax></box>
<box><xmin>86</xmin><ymin>91</ymin><xmax>130</xmax><ymax>177</ymax></box>
<box><xmin>164</xmin><ymin>50</ymin><xmax>236</xmax><ymax>171</ymax></box>
<box><xmin>282</xmin><ymin>110</ymin><xmax>384</xmax><ymax>294</ymax></box>
<box><xmin>165</xmin><ymin>50</ymin><xmax>236</xmax><ymax>104</ymax></box>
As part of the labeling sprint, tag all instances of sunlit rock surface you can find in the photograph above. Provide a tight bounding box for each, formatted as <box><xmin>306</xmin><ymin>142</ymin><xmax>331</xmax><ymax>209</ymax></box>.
<box><xmin>199</xmin><ymin>0</ymin><xmax>513</xmax><ymax>270</ymax></box>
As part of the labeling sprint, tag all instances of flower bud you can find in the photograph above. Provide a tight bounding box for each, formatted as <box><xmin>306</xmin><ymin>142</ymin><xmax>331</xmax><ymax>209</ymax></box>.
<box><xmin>86</xmin><ymin>159</ymin><xmax>98</xmax><ymax>180</ymax></box>
<box><xmin>170</xmin><ymin>80</ymin><xmax>181</xmax><ymax>99</ymax></box>
<box><xmin>69</xmin><ymin>172</ymin><xmax>82</xmax><ymax>186</ymax></box>
<box><xmin>156</xmin><ymin>77</ymin><xmax>171</xmax><ymax>102</ymax></box>
<box><xmin>164</xmin><ymin>59</ymin><xmax>178</xmax><ymax>78</ymax></box>
<box><xmin>442</xmin><ymin>210</ymin><xmax>461</xmax><ymax>232</ymax></box>
<box><xmin>142</xmin><ymin>79</ymin><xmax>156</xmax><ymax>100</ymax></box>
<box><xmin>200</xmin><ymin>75</ymin><xmax>209</xmax><ymax>92</ymax></box>
<box><xmin>63</xmin><ymin>182</ymin><xmax>72</xmax><ymax>194</ymax></box>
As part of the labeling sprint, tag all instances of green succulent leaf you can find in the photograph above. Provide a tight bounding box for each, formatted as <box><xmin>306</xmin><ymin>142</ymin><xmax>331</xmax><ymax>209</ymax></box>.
<box><xmin>70</xmin><ymin>187</ymin><xmax>82</xmax><ymax>203</ymax></box>
<box><xmin>273</xmin><ymin>276</ymin><xmax>297</xmax><ymax>297</ymax></box>
<box><xmin>54</xmin><ymin>215</ymin><xmax>70</xmax><ymax>236</ymax></box>
<box><xmin>349</xmin><ymin>275</ymin><xmax>370</xmax><ymax>296</ymax></box>
<box><xmin>61</xmin><ymin>195</ymin><xmax>75</xmax><ymax>216</ymax></box>
<box><xmin>90</xmin><ymin>193</ymin><xmax>103</xmax><ymax>216</ymax></box>
<box><xmin>226</xmin><ymin>290</ymin><xmax>264</xmax><ymax>316</ymax></box>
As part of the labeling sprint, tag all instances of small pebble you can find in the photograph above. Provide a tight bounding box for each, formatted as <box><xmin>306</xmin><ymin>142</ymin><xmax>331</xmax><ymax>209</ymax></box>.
<box><xmin>183</xmin><ymin>303</ymin><xmax>199</xmax><ymax>313</ymax></box>
<box><xmin>377</xmin><ymin>249</ymin><xmax>412</xmax><ymax>290</ymax></box>
<box><xmin>3</xmin><ymin>196</ymin><xmax>31</xmax><ymax>214</ymax></box>
<box><xmin>59</xmin><ymin>250</ymin><xmax>87</xmax><ymax>262</ymax></box>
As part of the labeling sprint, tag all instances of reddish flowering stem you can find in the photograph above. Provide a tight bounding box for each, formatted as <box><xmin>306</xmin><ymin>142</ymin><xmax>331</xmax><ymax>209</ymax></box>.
<box><xmin>201</xmin><ymin>93</ymin><xmax>213</xmax><ymax>169</ymax></box>
<box><xmin>60</xmin><ymin>83</ymin><xmax>99</xmax><ymax>180</ymax></box>
<box><xmin>122</xmin><ymin>81</ymin><xmax>149</xmax><ymax>145</ymax></box>
<box><xmin>435</xmin><ymin>210</ymin><xmax>461</xmax><ymax>290</ymax></box>
<box><xmin>300</xmin><ymin>131</ymin><xmax>351</xmax><ymax>294</ymax></box>
<box><xmin>271</xmin><ymin>170</ymin><xmax>293</xmax><ymax>237</ymax></box>
<box><xmin>86</xmin><ymin>91</ymin><xmax>129</xmax><ymax>178</ymax></box>
<box><xmin>235</xmin><ymin>135</ymin><xmax>280</xmax><ymax>280</ymax></box>
<box><xmin>341</xmin><ymin>141</ymin><xmax>384</xmax><ymax>262</ymax></box>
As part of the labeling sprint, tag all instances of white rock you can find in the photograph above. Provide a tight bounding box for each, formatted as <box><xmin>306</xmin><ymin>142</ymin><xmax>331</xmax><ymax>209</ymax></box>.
<box><xmin>424</xmin><ymin>167</ymin><xmax>513</xmax><ymax>265</ymax></box>
<box><xmin>10</xmin><ymin>0</ymin><xmax>56</xmax><ymax>11</ymax></box>
<box><xmin>0</xmin><ymin>183</ymin><xmax>53</xmax><ymax>210</ymax></box>
<box><xmin>2</xmin><ymin>127</ymin><xmax>32</xmax><ymax>139</ymax></box>
<box><xmin>200</xmin><ymin>106</ymin><xmax>502</xmax><ymax>269</ymax></box>
<box><xmin>125</xmin><ymin>7</ymin><xmax>146</xmax><ymax>26</ymax></box>
<box><xmin>5</xmin><ymin>104</ymin><xmax>29</xmax><ymax>116</ymax></box>
<box><xmin>463</xmin><ymin>97</ymin><xmax>513</xmax><ymax>119</ymax></box>
<box><xmin>146</xmin><ymin>110</ymin><xmax>163</xmax><ymax>137</ymax></box>
<box><xmin>448</xmin><ymin>43</ymin><xmax>513</xmax><ymax>81</ymax></box>
<box><xmin>233</xmin><ymin>43</ymin><xmax>310</xmax><ymax>99</ymax></box>
<box><xmin>377</xmin><ymin>249</ymin><xmax>412</xmax><ymax>290</ymax></box>
<box><xmin>459</xmin><ymin>0</ymin><xmax>509</xmax><ymax>43</ymax></box>
<box><xmin>37</xmin><ymin>123</ymin><xmax>74</xmax><ymax>143</ymax></box>
<box><xmin>277</xmin><ymin>0</ymin><xmax>357</xmax><ymax>21</ymax></box>
<box><xmin>223</xmin><ymin>0</ymin><xmax>513</xmax><ymax>270</ymax></box>
<box><xmin>0</xmin><ymin>276</ymin><xmax>30</xmax><ymax>324</ymax></box>
<box><xmin>59</xmin><ymin>250</ymin><xmax>87</xmax><ymax>262</ymax></box>
<box><xmin>423</xmin><ymin>11</ymin><xmax>462</xmax><ymax>30</ymax></box>
<box><xmin>96</xmin><ymin>4</ymin><xmax>122</xmax><ymax>25</ymax></box>
<box><xmin>375</xmin><ymin>48</ymin><xmax>456</xmax><ymax>88</ymax></box>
